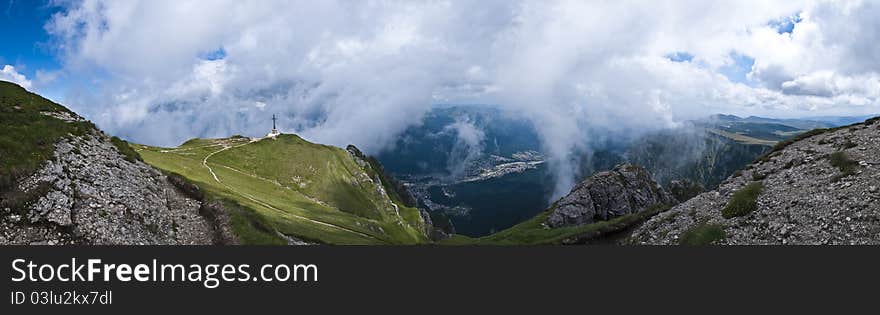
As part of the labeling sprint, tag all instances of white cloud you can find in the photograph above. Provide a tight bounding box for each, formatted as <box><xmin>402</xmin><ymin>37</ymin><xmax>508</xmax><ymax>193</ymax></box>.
<box><xmin>1</xmin><ymin>65</ymin><xmax>32</xmax><ymax>89</ymax></box>
<box><xmin>43</xmin><ymin>0</ymin><xmax>880</xmax><ymax>197</ymax></box>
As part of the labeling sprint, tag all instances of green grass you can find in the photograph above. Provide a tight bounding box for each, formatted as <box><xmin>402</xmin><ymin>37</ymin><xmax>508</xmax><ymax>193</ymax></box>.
<box><xmin>721</xmin><ymin>182</ymin><xmax>764</xmax><ymax>219</ymax></box>
<box><xmin>828</xmin><ymin>151</ymin><xmax>858</xmax><ymax>182</ymax></box>
<box><xmin>440</xmin><ymin>204</ymin><xmax>671</xmax><ymax>245</ymax></box>
<box><xmin>138</xmin><ymin>134</ymin><xmax>428</xmax><ymax>245</ymax></box>
<box><xmin>220</xmin><ymin>198</ymin><xmax>288</xmax><ymax>245</ymax></box>
<box><xmin>679</xmin><ymin>223</ymin><xmax>726</xmax><ymax>245</ymax></box>
<box><xmin>0</xmin><ymin>81</ymin><xmax>95</xmax><ymax>191</ymax></box>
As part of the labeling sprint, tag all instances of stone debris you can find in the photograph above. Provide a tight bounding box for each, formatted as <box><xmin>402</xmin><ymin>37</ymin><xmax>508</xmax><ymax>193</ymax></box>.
<box><xmin>631</xmin><ymin>120</ymin><xmax>880</xmax><ymax>245</ymax></box>
<box><xmin>1</xmin><ymin>131</ymin><xmax>215</xmax><ymax>245</ymax></box>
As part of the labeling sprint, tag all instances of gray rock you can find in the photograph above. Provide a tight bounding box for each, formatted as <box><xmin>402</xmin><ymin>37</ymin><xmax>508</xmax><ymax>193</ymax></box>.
<box><xmin>2</xmin><ymin>131</ymin><xmax>216</xmax><ymax>245</ymax></box>
<box><xmin>546</xmin><ymin>164</ymin><xmax>674</xmax><ymax>228</ymax></box>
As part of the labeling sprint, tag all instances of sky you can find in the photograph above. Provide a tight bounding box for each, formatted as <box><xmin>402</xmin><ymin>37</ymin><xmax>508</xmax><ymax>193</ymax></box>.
<box><xmin>2</xmin><ymin>0</ymin><xmax>880</xmax><ymax>197</ymax></box>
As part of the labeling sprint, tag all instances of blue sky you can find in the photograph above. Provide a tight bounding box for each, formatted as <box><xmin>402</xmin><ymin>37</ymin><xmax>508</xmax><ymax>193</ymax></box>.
<box><xmin>0</xmin><ymin>1</ymin><xmax>61</xmax><ymax>78</ymax></box>
<box><xmin>1</xmin><ymin>0</ymin><xmax>878</xmax><ymax>153</ymax></box>
<box><xmin>2</xmin><ymin>0</ymin><xmax>877</xmax><ymax>198</ymax></box>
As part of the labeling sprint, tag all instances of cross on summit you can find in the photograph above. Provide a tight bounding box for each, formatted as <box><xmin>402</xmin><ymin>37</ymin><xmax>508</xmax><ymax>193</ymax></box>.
<box><xmin>267</xmin><ymin>114</ymin><xmax>281</xmax><ymax>138</ymax></box>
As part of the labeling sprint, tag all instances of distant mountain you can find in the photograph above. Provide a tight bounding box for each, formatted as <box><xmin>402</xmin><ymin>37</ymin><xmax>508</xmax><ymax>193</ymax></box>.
<box><xmin>801</xmin><ymin>115</ymin><xmax>879</xmax><ymax>127</ymax></box>
<box><xmin>704</xmin><ymin>113</ymin><xmax>876</xmax><ymax>131</ymax></box>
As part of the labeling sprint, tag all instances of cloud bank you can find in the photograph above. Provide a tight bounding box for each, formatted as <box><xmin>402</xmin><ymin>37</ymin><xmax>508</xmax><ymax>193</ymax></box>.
<box><xmin>1</xmin><ymin>65</ymin><xmax>32</xmax><ymax>89</ymax></box>
<box><xmin>40</xmin><ymin>0</ymin><xmax>880</xmax><ymax>197</ymax></box>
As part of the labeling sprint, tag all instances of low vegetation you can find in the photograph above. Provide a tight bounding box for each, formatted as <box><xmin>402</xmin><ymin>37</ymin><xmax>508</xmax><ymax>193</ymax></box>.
<box><xmin>679</xmin><ymin>223</ymin><xmax>726</xmax><ymax>245</ymax></box>
<box><xmin>110</xmin><ymin>136</ymin><xmax>142</xmax><ymax>163</ymax></box>
<box><xmin>751</xmin><ymin>172</ymin><xmax>767</xmax><ymax>181</ymax></box>
<box><xmin>722</xmin><ymin>182</ymin><xmax>764</xmax><ymax>219</ymax></box>
<box><xmin>669</xmin><ymin>180</ymin><xmax>704</xmax><ymax>203</ymax></box>
<box><xmin>0</xmin><ymin>81</ymin><xmax>95</xmax><ymax>192</ymax></box>
<box><xmin>828</xmin><ymin>151</ymin><xmax>858</xmax><ymax>182</ymax></box>
<box><xmin>840</xmin><ymin>139</ymin><xmax>858</xmax><ymax>149</ymax></box>
<box><xmin>0</xmin><ymin>181</ymin><xmax>52</xmax><ymax>214</ymax></box>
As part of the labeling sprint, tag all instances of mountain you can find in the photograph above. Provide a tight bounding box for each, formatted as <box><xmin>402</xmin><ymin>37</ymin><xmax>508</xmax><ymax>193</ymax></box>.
<box><xmin>136</xmin><ymin>134</ymin><xmax>429</xmax><ymax>245</ymax></box>
<box><xmin>706</xmin><ymin>114</ymin><xmax>840</xmax><ymax>130</ymax></box>
<box><xmin>378</xmin><ymin>106</ymin><xmax>801</xmax><ymax>237</ymax></box>
<box><xmin>631</xmin><ymin>117</ymin><xmax>880</xmax><ymax>245</ymax></box>
<box><xmin>0</xmin><ymin>80</ymin><xmax>428</xmax><ymax>245</ymax></box>
<box><xmin>0</xmin><ymin>81</ymin><xmax>219</xmax><ymax>245</ymax></box>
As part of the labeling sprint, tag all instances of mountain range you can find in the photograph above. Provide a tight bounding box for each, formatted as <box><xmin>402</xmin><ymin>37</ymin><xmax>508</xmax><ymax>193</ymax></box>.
<box><xmin>376</xmin><ymin>105</ymin><xmax>871</xmax><ymax>237</ymax></box>
<box><xmin>2</xmin><ymin>80</ymin><xmax>878</xmax><ymax>245</ymax></box>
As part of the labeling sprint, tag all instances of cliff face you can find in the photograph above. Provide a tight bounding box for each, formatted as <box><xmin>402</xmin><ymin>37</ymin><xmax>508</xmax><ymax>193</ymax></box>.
<box><xmin>631</xmin><ymin>117</ymin><xmax>880</xmax><ymax>245</ymax></box>
<box><xmin>1</xmin><ymin>130</ymin><xmax>216</xmax><ymax>245</ymax></box>
<box><xmin>547</xmin><ymin>163</ymin><xmax>675</xmax><ymax>228</ymax></box>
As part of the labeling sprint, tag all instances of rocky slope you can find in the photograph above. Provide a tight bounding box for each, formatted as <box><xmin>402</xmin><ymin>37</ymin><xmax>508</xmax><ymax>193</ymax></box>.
<box><xmin>547</xmin><ymin>163</ymin><xmax>675</xmax><ymax>228</ymax></box>
<box><xmin>0</xmin><ymin>81</ymin><xmax>219</xmax><ymax>245</ymax></box>
<box><xmin>631</xmin><ymin>117</ymin><xmax>880</xmax><ymax>245</ymax></box>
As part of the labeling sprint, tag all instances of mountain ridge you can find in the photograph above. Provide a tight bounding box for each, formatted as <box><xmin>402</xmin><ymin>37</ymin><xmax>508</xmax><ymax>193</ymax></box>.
<box><xmin>631</xmin><ymin>116</ymin><xmax>880</xmax><ymax>245</ymax></box>
<box><xmin>0</xmin><ymin>81</ymin><xmax>428</xmax><ymax>245</ymax></box>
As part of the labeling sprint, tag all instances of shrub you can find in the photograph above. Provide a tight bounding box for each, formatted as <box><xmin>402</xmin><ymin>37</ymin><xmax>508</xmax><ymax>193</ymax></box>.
<box><xmin>0</xmin><ymin>181</ymin><xmax>52</xmax><ymax>214</ymax></box>
<box><xmin>841</xmin><ymin>139</ymin><xmax>858</xmax><ymax>149</ymax></box>
<box><xmin>1</xmin><ymin>82</ymin><xmax>96</xmax><ymax>193</ymax></box>
<box><xmin>722</xmin><ymin>182</ymin><xmax>764</xmax><ymax>219</ymax></box>
<box><xmin>166</xmin><ymin>172</ymin><xmax>204</xmax><ymax>201</ymax></box>
<box><xmin>751</xmin><ymin>172</ymin><xmax>767</xmax><ymax>181</ymax></box>
<box><xmin>828</xmin><ymin>151</ymin><xmax>858</xmax><ymax>182</ymax></box>
<box><xmin>110</xmin><ymin>136</ymin><xmax>142</xmax><ymax>163</ymax></box>
<box><xmin>679</xmin><ymin>223</ymin><xmax>726</xmax><ymax>245</ymax></box>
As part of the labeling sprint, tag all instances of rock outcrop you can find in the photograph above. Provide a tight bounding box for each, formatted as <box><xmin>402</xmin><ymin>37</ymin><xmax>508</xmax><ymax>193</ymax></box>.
<box><xmin>631</xmin><ymin>117</ymin><xmax>880</xmax><ymax>245</ymax></box>
<box><xmin>546</xmin><ymin>164</ymin><xmax>675</xmax><ymax>228</ymax></box>
<box><xmin>1</xmin><ymin>130</ymin><xmax>216</xmax><ymax>245</ymax></box>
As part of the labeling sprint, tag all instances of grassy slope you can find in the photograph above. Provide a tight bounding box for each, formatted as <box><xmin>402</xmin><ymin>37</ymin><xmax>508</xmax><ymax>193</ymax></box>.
<box><xmin>137</xmin><ymin>135</ymin><xmax>427</xmax><ymax>245</ymax></box>
<box><xmin>0</xmin><ymin>81</ymin><xmax>96</xmax><ymax>191</ymax></box>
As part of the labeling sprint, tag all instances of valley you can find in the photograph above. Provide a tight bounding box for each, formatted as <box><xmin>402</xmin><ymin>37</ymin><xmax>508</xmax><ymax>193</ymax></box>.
<box><xmin>376</xmin><ymin>105</ymin><xmax>860</xmax><ymax>238</ymax></box>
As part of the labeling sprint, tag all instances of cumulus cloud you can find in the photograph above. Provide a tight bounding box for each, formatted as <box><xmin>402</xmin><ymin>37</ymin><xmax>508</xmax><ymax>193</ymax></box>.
<box><xmin>1</xmin><ymin>65</ymin><xmax>32</xmax><ymax>89</ymax></box>
<box><xmin>43</xmin><ymin>0</ymin><xmax>880</xmax><ymax>197</ymax></box>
